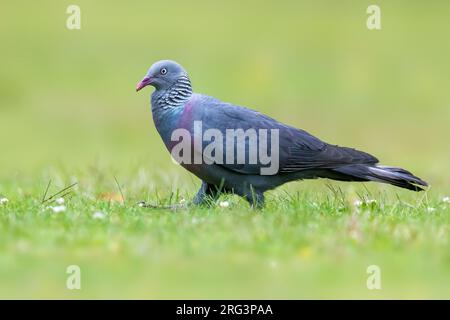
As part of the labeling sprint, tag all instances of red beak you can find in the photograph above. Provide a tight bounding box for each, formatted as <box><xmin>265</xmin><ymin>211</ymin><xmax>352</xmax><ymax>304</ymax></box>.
<box><xmin>136</xmin><ymin>77</ymin><xmax>152</xmax><ymax>92</ymax></box>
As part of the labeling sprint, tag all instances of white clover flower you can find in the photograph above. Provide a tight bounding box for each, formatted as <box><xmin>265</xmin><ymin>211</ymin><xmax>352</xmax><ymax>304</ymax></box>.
<box><xmin>426</xmin><ymin>207</ymin><xmax>436</xmax><ymax>213</ymax></box>
<box><xmin>442</xmin><ymin>196</ymin><xmax>450</xmax><ymax>203</ymax></box>
<box><xmin>0</xmin><ymin>197</ymin><xmax>9</xmax><ymax>205</ymax></box>
<box><xmin>354</xmin><ymin>199</ymin><xmax>376</xmax><ymax>208</ymax></box>
<box><xmin>55</xmin><ymin>197</ymin><xmax>65</xmax><ymax>205</ymax></box>
<box><xmin>354</xmin><ymin>200</ymin><xmax>363</xmax><ymax>207</ymax></box>
<box><xmin>179</xmin><ymin>198</ymin><xmax>186</xmax><ymax>205</ymax></box>
<box><xmin>219</xmin><ymin>201</ymin><xmax>230</xmax><ymax>208</ymax></box>
<box><xmin>137</xmin><ymin>201</ymin><xmax>145</xmax><ymax>207</ymax></box>
<box><xmin>50</xmin><ymin>205</ymin><xmax>66</xmax><ymax>213</ymax></box>
<box><xmin>93</xmin><ymin>211</ymin><xmax>106</xmax><ymax>219</ymax></box>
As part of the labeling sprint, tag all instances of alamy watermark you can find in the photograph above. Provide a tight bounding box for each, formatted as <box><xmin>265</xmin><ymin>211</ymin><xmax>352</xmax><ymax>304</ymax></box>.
<box><xmin>66</xmin><ymin>265</ymin><xmax>81</xmax><ymax>290</ymax></box>
<box><xmin>367</xmin><ymin>5</ymin><xmax>381</xmax><ymax>30</ymax></box>
<box><xmin>366</xmin><ymin>265</ymin><xmax>381</xmax><ymax>290</ymax></box>
<box><xmin>66</xmin><ymin>5</ymin><xmax>81</xmax><ymax>30</ymax></box>
<box><xmin>170</xmin><ymin>121</ymin><xmax>280</xmax><ymax>175</ymax></box>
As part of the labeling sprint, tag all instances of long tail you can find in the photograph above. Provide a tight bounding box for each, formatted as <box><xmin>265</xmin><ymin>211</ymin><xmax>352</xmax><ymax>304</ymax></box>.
<box><xmin>331</xmin><ymin>164</ymin><xmax>428</xmax><ymax>191</ymax></box>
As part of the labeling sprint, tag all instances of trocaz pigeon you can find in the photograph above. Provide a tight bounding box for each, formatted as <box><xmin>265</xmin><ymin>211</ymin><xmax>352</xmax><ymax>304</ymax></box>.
<box><xmin>136</xmin><ymin>60</ymin><xmax>427</xmax><ymax>207</ymax></box>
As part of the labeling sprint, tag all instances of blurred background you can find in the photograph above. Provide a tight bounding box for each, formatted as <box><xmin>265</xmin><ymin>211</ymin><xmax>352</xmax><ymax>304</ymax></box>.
<box><xmin>1</xmin><ymin>0</ymin><xmax>449</xmax><ymax>184</ymax></box>
<box><xmin>0</xmin><ymin>0</ymin><xmax>449</xmax><ymax>298</ymax></box>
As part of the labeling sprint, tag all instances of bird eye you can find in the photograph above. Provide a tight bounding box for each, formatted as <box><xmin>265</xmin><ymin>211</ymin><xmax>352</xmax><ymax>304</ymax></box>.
<box><xmin>160</xmin><ymin>68</ymin><xmax>168</xmax><ymax>75</ymax></box>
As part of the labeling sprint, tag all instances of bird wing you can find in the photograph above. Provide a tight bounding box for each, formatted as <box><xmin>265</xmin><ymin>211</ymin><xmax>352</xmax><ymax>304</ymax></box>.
<box><xmin>194</xmin><ymin>95</ymin><xmax>378</xmax><ymax>175</ymax></box>
<box><xmin>280</xmin><ymin>143</ymin><xmax>378</xmax><ymax>172</ymax></box>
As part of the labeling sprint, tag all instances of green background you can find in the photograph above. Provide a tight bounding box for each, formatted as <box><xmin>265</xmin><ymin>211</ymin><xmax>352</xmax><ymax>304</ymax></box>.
<box><xmin>0</xmin><ymin>1</ymin><xmax>449</xmax><ymax>298</ymax></box>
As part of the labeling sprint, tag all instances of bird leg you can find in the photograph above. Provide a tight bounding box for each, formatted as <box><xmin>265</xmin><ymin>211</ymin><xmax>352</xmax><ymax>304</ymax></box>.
<box><xmin>242</xmin><ymin>187</ymin><xmax>265</xmax><ymax>209</ymax></box>
<box><xmin>193</xmin><ymin>182</ymin><xmax>265</xmax><ymax>208</ymax></box>
<box><xmin>192</xmin><ymin>181</ymin><xmax>223</xmax><ymax>206</ymax></box>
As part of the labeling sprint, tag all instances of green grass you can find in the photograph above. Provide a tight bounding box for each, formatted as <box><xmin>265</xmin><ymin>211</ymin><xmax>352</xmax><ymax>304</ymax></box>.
<box><xmin>1</xmin><ymin>175</ymin><xmax>449</xmax><ymax>299</ymax></box>
<box><xmin>0</xmin><ymin>0</ymin><xmax>449</xmax><ymax>298</ymax></box>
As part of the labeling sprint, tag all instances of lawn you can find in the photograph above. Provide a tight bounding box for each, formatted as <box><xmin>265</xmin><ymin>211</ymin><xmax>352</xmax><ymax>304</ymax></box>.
<box><xmin>1</xmin><ymin>177</ymin><xmax>449</xmax><ymax>298</ymax></box>
<box><xmin>0</xmin><ymin>0</ymin><xmax>449</xmax><ymax>299</ymax></box>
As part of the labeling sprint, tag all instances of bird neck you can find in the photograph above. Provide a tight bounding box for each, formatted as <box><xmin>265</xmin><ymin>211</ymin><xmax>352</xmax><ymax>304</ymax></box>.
<box><xmin>151</xmin><ymin>75</ymin><xmax>193</xmax><ymax>110</ymax></box>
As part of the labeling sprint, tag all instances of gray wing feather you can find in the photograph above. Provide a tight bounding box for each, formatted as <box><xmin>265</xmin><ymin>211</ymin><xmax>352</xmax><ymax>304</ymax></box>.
<box><xmin>193</xmin><ymin>95</ymin><xmax>378</xmax><ymax>175</ymax></box>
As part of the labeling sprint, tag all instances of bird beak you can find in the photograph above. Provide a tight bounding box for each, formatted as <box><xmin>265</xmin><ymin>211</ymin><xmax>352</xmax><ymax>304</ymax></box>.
<box><xmin>136</xmin><ymin>76</ymin><xmax>152</xmax><ymax>92</ymax></box>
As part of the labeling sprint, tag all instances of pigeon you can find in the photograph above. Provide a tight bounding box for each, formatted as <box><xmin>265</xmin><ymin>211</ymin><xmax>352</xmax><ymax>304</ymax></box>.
<box><xmin>136</xmin><ymin>60</ymin><xmax>428</xmax><ymax>207</ymax></box>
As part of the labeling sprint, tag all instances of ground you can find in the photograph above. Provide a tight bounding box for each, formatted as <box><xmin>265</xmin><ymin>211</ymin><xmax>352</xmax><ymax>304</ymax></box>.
<box><xmin>1</xmin><ymin>175</ymin><xmax>449</xmax><ymax>299</ymax></box>
<box><xmin>0</xmin><ymin>1</ymin><xmax>449</xmax><ymax>299</ymax></box>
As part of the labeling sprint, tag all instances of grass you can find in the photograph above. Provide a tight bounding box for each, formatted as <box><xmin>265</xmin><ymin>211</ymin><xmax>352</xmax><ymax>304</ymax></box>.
<box><xmin>0</xmin><ymin>0</ymin><xmax>449</xmax><ymax>298</ymax></box>
<box><xmin>1</xmin><ymin>173</ymin><xmax>449</xmax><ymax>299</ymax></box>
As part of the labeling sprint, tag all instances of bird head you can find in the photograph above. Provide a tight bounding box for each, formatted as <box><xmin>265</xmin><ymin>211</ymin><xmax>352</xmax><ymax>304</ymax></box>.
<box><xmin>136</xmin><ymin>60</ymin><xmax>188</xmax><ymax>92</ymax></box>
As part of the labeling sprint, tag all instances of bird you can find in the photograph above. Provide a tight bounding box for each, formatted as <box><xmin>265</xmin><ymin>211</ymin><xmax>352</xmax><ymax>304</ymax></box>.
<box><xmin>136</xmin><ymin>60</ymin><xmax>428</xmax><ymax>207</ymax></box>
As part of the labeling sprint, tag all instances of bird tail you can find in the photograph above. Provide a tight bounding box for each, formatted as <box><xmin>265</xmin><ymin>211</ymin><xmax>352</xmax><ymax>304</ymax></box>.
<box><xmin>332</xmin><ymin>164</ymin><xmax>428</xmax><ymax>191</ymax></box>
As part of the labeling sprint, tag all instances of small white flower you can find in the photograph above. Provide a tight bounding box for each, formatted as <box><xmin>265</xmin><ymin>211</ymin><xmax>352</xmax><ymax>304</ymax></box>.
<box><xmin>442</xmin><ymin>197</ymin><xmax>450</xmax><ymax>203</ymax></box>
<box><xmin>354</xmin><ymin>199</ymin><xmax>376</xmax><ymax>207</ymax></box>
<box><xmin>179</xmin><ymin>198</ymin><xmax>186</xmax><ymax>205</ymax></box>
<box><xmin>426</xmin><ymin>207</ymin><xmax>436</xmax><ymax>213</ymax></box>
<box><xmin>354</xmin><ymin>200</ymin><xmax>363</xmax><ymax>207</ymax></box>
<box><xmin>50</xmin><ymin>205</ymin><xmax>66</xmax><ymax>213</ymax></box>
<box><xmin>0</xmin><ymin>197</ymin><xmax>9</xmax><ymax>205</ymax></box>
<box><xmin>55</xmin><ymin>197</ymin><xmax>65</xmax><ymax>205</ymax></box>
<box><xmin>93</xmin><ymin>211</ymin><xmax>106</xmax><ymax>219</ymax></box>
<box><xmin>219</xmin><ymin>201</ymin><xmax>230</xmax><ymax>208</ymax></box>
